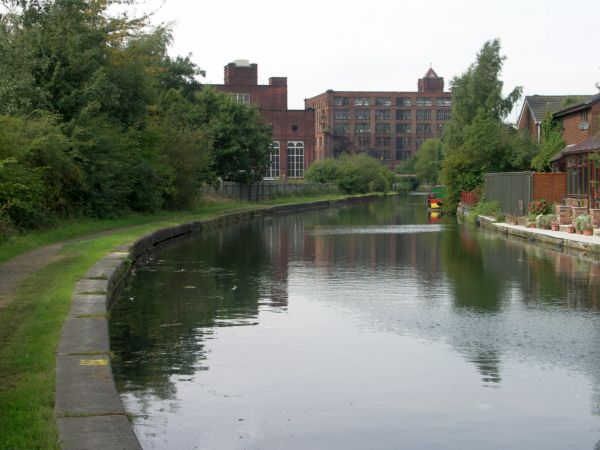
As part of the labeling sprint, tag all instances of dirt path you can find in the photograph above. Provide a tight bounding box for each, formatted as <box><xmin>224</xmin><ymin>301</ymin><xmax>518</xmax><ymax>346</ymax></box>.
<box><xmin>0</xmin><ymin>227</ymin><xmax>133</xmax><ymax>309</ymax></box>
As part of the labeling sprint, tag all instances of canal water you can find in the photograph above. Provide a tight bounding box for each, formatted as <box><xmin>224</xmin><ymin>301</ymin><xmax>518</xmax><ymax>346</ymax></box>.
<box><xmin>110</xmin><ymin>196</ymin><xmax>600</xmax><ymax>450</ymax></box>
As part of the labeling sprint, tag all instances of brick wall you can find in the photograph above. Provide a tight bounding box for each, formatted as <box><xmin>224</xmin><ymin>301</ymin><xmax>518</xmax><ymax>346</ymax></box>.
<box><xmin>532</xmin><ymin>172</ymin><xmax>566</xmax><ymax>203</ymax></box>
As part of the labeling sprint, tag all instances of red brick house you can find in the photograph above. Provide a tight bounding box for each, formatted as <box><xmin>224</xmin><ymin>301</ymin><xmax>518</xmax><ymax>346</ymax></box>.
<box><xmin>517</xmin><ymin>95</ymin><xmax>589</xmax><ymax>143</ymax></box>
<box><xmin>213</xmin><ymin>60</ymin><xmax>315</xmax><ymax>180</ymax></box>
<box><xmin>551</xmin><ymin>93</ymin><xmax>600</xmax><ymax>207</ymax></box>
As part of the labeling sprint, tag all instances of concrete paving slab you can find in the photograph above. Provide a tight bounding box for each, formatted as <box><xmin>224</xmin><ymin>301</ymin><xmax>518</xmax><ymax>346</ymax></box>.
<box><xmin>56</xmin><ymin>355</ymin><xmax>124</xmax><ymax>415</ymax></box>
<box><xmin>69</xmin><ymin>294</ymin><xmax>107</xmax><ymax>317</ymax></box>
<box><xmin>84</xmin><ymin>264</ymin><xmax>118</xmax><ymax>280</ymax></box>
<box><xmin>75</xmin><ymin>279</ymin><xmax>109</xmax><ymax>295</ymax></box>
<box><xmin>57</xmin><ymin>318</ymin><xmax>109</xmax><ymax>355</ymax></box>
<box><xmin>57</xmin><ymin>415</ymin><xmax>142</xmax><ymax>450</ymax></box>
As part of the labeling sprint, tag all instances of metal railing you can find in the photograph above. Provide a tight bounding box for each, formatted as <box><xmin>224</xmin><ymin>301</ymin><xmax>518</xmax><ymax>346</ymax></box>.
<box><xmin>213</xmin><ymin>181</ymin><xmax>338</xmax><ymax>202</ymax></box>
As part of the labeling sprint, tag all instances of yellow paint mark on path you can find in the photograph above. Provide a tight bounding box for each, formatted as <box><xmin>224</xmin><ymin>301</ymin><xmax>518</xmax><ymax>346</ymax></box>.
<box><xmin>80</xmin><ymin>359</ymin><xmax>108</xmax><ymax>366</ymax></box>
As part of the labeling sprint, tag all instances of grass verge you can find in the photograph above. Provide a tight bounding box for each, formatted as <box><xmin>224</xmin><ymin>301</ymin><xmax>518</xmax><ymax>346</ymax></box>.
<box><xmin>0</xmin><ymin>192</ymin><xmax>362</xmax><ymax>449</ymax></box>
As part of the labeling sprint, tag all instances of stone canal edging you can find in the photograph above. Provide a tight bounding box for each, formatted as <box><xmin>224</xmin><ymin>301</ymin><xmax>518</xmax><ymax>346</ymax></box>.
<box><xmin>476</xmin><ymin>214</ymin><xmax>600</xmax><ymax>255</ymax></box>
<box><xmin>55</xmin><ymin>195</ymin><xmax>379</xmax><ymax>450</ymax></box>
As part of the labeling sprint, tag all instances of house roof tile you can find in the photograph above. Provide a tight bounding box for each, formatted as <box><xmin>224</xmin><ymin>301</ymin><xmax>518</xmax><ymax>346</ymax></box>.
<box><xmin>525</xmin><ymin>95</ymin><xmax>590</xmax><ymax>122</ymax></box>
<box><xmin>551</xmin><ymin>135</ymin><xmax>600</xmax><ymax>162</ymax></box>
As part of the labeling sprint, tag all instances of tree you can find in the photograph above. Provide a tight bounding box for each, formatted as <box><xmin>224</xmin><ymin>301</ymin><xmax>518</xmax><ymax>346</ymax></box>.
<box><xmin>531</xmin><ymin>112</ymin><xmax>565</xmax><ymax>172</ymax></box>
<box><xmin>195</xmin><ymin>88</ymin><xmax>272</xmax><ymax>184</ymax></box>
<box><xmin>441</xmin><ymin>39</ymin><xmax>524</xmax><ymax>211</ymax></box>
<box><xmin>414</xmin><ymin>138</ymin><xmax>443</xmax><ymax>184</ymax></box>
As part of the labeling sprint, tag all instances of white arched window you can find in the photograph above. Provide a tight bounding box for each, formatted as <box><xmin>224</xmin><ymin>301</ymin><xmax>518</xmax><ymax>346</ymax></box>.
<box><xmin>264</xmin><ymin>141</ymin><xmax>280</xmax><ymax>179</ymax></box>
<box><xmin>287</xmin><ymin>141</ymin><xmax>304</xmax><ymax>178</ymax></box>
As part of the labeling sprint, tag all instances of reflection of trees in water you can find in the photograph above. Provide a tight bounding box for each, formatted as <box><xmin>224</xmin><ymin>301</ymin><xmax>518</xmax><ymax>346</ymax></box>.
<box><xmin>110</xmin><ymin>219</ymin><xmax>280</xmax><ymax>407</ymax></box>
<box><xmin>111</xmin><ymin>198</ymin><xmax>600</xmax><ymax>423</ymax></box>
<box><xmin>442</xmin><ymin>224</ymin><xmax>600</xmax><ymax>389</ymax></box>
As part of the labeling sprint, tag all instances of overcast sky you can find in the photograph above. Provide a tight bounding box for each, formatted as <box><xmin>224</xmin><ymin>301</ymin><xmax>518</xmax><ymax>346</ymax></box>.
<box><xmin>137</xmin><ymin>0</ymin><xmax>598</xmax><ymax>121</ymax></box>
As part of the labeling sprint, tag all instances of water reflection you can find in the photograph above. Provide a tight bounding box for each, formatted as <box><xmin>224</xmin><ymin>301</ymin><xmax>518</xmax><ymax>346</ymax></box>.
<box><xmin>110</xmin><ymin>197</ymin><xmax>600</xmax><ymax>449</ymax></box>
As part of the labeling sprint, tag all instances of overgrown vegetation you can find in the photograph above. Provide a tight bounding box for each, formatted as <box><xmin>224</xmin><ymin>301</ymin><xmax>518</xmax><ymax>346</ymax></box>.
<box><xmin>305</xmin><ymin>154</ymin><xmax>395</xmax><ymax>194</ymax></box>
<box><xmin>414</xmin><ymin>138</ymin><xmax>443</xmax><ymax>185</ymax></box>
<box><xmin>439</xmin><ymin>39</ymin><xmax>536</xmax><ymax>213</ymax></box>
<box><xmin>531</xmin><ymin>112</ymin><xmax>565</xmax><ymax>171</ymax></box>
<box><xmin>405</xmin><ymin>40</ymin><xmax>540</xmax><ymax>212</ymax></box>
<box><xmin>466</xmin><ymin>199</ymin><xmax>502</xmax><ymax>224</ymax></box>
<box><xmin>0</xmin><ymin>0</ymin><xmax>272</xmax><ymax>239</ymax></box>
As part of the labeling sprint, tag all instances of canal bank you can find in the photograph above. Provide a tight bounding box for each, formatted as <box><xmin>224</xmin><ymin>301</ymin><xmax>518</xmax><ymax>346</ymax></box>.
<box><xmin>54</xmin><ymin>194</ymin><xmax>381</xmax><ymax>450</ymax></box>
<box><xmin>470</xmin><ymin>213</ymin><xmax>600</xmax><ymax>255</ymax></box>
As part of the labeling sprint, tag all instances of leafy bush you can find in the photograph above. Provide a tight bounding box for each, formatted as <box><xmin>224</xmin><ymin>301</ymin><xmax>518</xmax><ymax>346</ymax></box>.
<box><xmin>305</xmin><ymin>154</ymin><xmax>394</xmax><ymax>194</ymax></box>
<box><xmin>305</xmin><ymin>158</ymin><xmax>342</xmax><ymax>184</ymax></box>
<box><xmin>395</xmin><ymin>180</ymin><xmax>412</xmax><ymax>196</ymax></box>
<box><xmin>528</xmin><ymin>199</ymin><xmax>553</xmax><ymax>216</ymax></box>
<box><xmin>466</xmin><ymin>200</ymin><xmax>501</xmax><ymax>224</ymax></box>
<box><xmin>575</xmin><ymin>214</ymin><xmax>592</xmax><ymax>232</ymax></box>
<box><xmin>535</xmin><ymin>214</ymin><xmax>556</xmax><ymax>229</ymax></box>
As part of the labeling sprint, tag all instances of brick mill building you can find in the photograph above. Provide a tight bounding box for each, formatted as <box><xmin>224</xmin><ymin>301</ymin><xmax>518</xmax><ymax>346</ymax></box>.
<box><xmin>213</xmin><ymin>60</ymin><xmax>315</xmax><ymax>179</ymax></box>
<box><xmin>214</xmin><ymin>61</ymin><xmax>451</xmax><ymax>177</ymax></box>
<box><xmin>304</xmin><ymin>68</ymin><xmax>452</xmax><ymax>165</ymax></box>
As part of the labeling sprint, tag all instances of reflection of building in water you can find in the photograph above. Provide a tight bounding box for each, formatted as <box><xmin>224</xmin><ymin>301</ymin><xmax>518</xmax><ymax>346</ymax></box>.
<box><xmin>262</xmin><ymin>219</ymin><xmax>290</xmax><ymax>307</ymax></box>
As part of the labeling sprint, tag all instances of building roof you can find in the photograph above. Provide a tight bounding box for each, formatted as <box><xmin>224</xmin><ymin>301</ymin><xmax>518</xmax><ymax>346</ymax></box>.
<box><xmin>551</xmin><ymin>135</ymin><xmax>600</xmax><ymax>162</ymax></box>
<box><xmin>553</xmin><ymin>93</ymin><xmax>600</xmax><ymax>118</ymax></box>
<box><xmin>424</xmin><ymin>67</ymin><xmax>439</xmax><ymax>78</ymax></box>
<box><xmin>521</xmin><ymin>95</ymin><xmax>590</xmax><ymax>124</ymax></box>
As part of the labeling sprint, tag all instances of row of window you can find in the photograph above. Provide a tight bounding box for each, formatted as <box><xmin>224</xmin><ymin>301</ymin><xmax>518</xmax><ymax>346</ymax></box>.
<box><xmin>230</xmin><ymin>93</ymin><xmax>250</xmax><ymax>105</ymax></box>
<box><xmin>333</xmin><ymin>122</ymin><xmax>445</xmax><ymax>134</ymax></box>
<box><xmin>334</xmin><ymin>96</ymin><xmax>451</xmax><ymax>107</ymax></box>
<box><xmin>334</xmin><ymin>109</ymin><xmax>451</xmax><ymax>121</ymax></box>
<box><xmin>264</xmin><ymin>141</ymin><xmax>305</xmax><ymax>179</ymax></box>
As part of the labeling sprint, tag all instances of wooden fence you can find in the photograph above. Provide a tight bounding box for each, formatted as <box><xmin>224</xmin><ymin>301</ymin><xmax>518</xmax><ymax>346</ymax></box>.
<box><xmin>484</xmin><ymin>172</ymin><xmax>567</xmax><ymax>216</ymax></box>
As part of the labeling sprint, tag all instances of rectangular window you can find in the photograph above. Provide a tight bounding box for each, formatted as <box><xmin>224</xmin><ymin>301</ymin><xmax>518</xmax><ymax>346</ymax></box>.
<box><xmin>437</xmin><ymin>123</ymin><xmax>446</xmax><ymax>136</ymax></box>
<box><xmin>396</xmin><ymin>97</ymin><xmax>411</xmax><ymax>106</ymax></box>
<box><xmin>396</xmin><ymin>109</ymin><xmax>411</xmax><ymax>120</ymax></box>
<box><xmin>355</xmin><ymin>122</ymin><xmax>371</xmax><ymax>133</ymax></box>
<box><xmin>416</xmin><ymin>97</ymin><xmax>432</xmax><ymax>106</ymax></box>
<box><xmin>354</xmin><ymin>97</ymin><xmax>371</xmax><ymax>106</ymax></box>
<box><xmin>396</xmin><ymin>136</ymin><xmax>412</xmax><ymax>150</ymax></box>
<box><xmin>436</xmin><ymin>97</ymin><xmax>452</xmax><ymax>107</ymax></box>
<box><xmin>356</xmin><ymin>135</ymin><xmax>371</xmax><ymax>148</ymax></box>
<box><xmin>416</xmin><ymin>123</ymin><xmax>432</xmax><ymax>134</ymax></box>
<box><xmin>375</xmin><ymin>136</ymin><xmax>391</xmax><ymax>147</ymax></box>
<box><xmin>230</xmin><ymin>93</ymin><xmax>250</xmax><ymax>105</ymax></box>
<box><xmin>375</xmin><ymin>109</ymin><xmax>391</xmax><ymax>120</ymax></box>
<box><xmin>416</xmin><ymin>110</ymin><xmax>432</xmax><ymax>120</ymax></box>
<box><xmin>264</xmin><ymin>141</ymin><xmax>280</xmax><ymax>179</ymax></box>
<box><xmin>395</xmin><ymin>150</ymin><xmax>410</xmax><ymax>161</ymax></box>
<box><xmin>354</xmin><ymin>109</ymin><xmax>370</xmax><ymax>120</ymax></box>
<box><xmin>334</xmin><ymin>96</ymin><xmax>350</xmax><ymax>106</ymax></box>
<box><xmin>334</xmin><ymin>109</ymin><xmax>349</xmax><ymax>120</ymax></box>
<box><xmin>375</xmin><ymin>122</ymin><xmax>391</xmax><ymax>133</ymax></box>
<box><xmin>287</xmin><ymin>141</ymin><xmax>304</xmax><ymax>178</ymax></box>
<box><xmin>436</xmin><ymin>110</ymin><xmax>451</xmax><ymax>121</ymax></box>
<box><xmin>334</xmin><ymin>122</ymin><xmax>350</xmax><ymax>133</ymax></box>
<box><xmin>396</xmin><ymin>123</ymin><xmax>411</xmax><ymax>133</ymax></box>
<box><xmin>395</xmin><ymin>137</ymin><xmax>412</xmax><ymax>160</ymax></box>
<box><xmin>375</xmin><ymin>97</ymin><xmax>392</xmax><ymax>106</ymax></box>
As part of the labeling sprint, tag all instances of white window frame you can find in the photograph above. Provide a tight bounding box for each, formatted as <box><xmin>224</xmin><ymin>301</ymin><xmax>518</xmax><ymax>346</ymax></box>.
<box><xmin>264</xmin><ymin>141</ymin><xmax>280</xmax><ymax>179</ymax></box>
<box><xmin>286</xmin><ymin>141</ymin><xmax>304</xmax><ymax>178</ymax></box>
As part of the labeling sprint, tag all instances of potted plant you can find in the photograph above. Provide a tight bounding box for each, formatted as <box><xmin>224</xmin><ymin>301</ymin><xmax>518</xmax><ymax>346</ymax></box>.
<box><xmin>575</xmin><ymin>214</ymin><xmax>593</xmax><ymax>236</ymax></box>
<box><xmin>551</xmin><ymin>221</ymin><xmax>559</xmax><ymax>231</ymax></box>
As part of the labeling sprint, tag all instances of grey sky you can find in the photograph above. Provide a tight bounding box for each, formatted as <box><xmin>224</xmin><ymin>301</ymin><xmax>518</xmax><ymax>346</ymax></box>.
<box><xmin>141</xmin><ymin>0</ymin><xmax>599</xmax><ymax>120</ymax></box>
